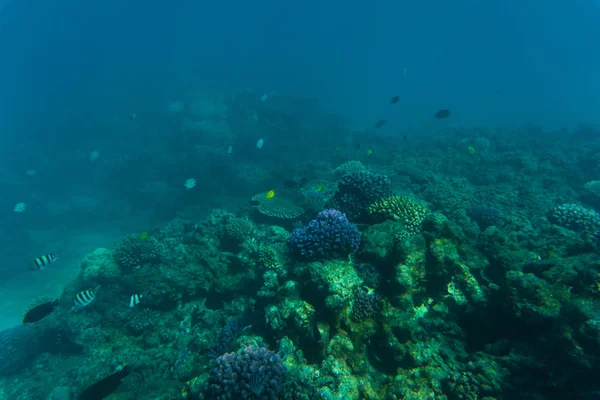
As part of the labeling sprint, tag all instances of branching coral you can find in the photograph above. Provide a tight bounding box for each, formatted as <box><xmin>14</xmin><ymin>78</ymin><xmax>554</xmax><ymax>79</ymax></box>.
<box><xmin>207</xmin><ymin>345</ymin><xmax>286</xmax><ymax>399</ymax></box>
<box><xmin>584</xmin><ymin>180</ymin><xmax>600</xmax><ymax>197</ymax></box>
<box><xmin>327</xmin><ymin>170</ymin><xmax>392</xmax><ymax>221</ymax></box>
<box><xmin>467</xmin><ymin>205</ymin><xmax>504</xmax><ymax>230</ymax></box>
<box><xmin>113</xmin><ymin>234</ymin><xmax>164</xmax><ymax>270</ymax></box>
<box><xmin>332</xmin><ymin>160</ymin><xmax>366</xmax><ymax>178</ymax></box>
<box><xmin>368</xmin><ymin>196</ymin><xmax>428</xmax><ymax>238</ymax></box>
<box><xmin>288</xmin><ymin>209</ymin><xmax>361</xmax><ymax>260</ymax></box>
<box><xmin>223</xmin><ymin>217</ymin><xmax>255</xmax><ymax>242</ymax></box>
<box><xmin>549</xmin><ymin>203</ymin><xmax>600</xmax><ymax>233</ymax></box>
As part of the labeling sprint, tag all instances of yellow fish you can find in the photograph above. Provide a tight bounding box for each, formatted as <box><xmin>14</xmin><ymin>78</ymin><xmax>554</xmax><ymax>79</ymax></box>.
<box><xmin>367</xmin><ymin>149</ymin><xmax>373</xmax><ymax>156</ymax></box>
<box><xmin>265</xmin><ymin>190</ymin><xmax>275</xmax><ymax>199</ymax></box>
<box><xmin>316</xmin><ymin>185</ymin><xmax>324</xmax><ymax>192</ymax></box>
<box><xmin>139</xmin><ymin>231</ymin><xmax>148</xmax><ymax>240</ymax></box>
<box><xmin>467</xmin><ymin>145</ymin><xmax>477</xmax><ymax>154</ymax></box>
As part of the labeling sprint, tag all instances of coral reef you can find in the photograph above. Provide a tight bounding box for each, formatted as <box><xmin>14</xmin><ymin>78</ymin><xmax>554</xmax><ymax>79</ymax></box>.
<box><xmin>206</xmin><ymin>345</ymin><xmax>286</xmax><ymax>399</ymax></box>
<box><xmin>467</xmin><ymin>204</ymin><xmax>504</xmax><ymax>230</ymax></box>
<box><xmin>327</xmin><ymin>170</ymin><xmax>392</xmax><ymax>221</ymax></box>
<box><xmin>332</xmin><ymin>160</ymin><xmax>366</xmax><ymax>178</ymax></box>
<box><xmin>288</xmin><ymin>209</ymin><xmax>361</xmax><ymax>260</ymax></box>
<box><xmin>6</xmin><ymin>97</ymin><xmax>600</xmax><ymax>400</ymax></box>
<box><xmin>300</xmin><ymin>189</ymin><xmax>326</xmax><ymax>214</ymax></box>
<box><xmin>549</xmin><ymin>203</ymin><xmax>600</xmax><ymax>232</ymax></box>
<box><xmin>250</xmin><ymin>190</ymin><xmax>305</xmax><ymax>224</ymax></box>
<box><xmin>368</xmin><ymin>195</ymin><xmax>429</xmax><ymax>238</ymax></box>
<box><xmin>112</xmin><ymin>234</ymin><xmax>164</xmax><ymax>270</ymax></box>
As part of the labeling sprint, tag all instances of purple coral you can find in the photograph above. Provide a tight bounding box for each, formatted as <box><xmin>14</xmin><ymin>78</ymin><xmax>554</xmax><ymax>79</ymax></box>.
<box><xmin>208</xmin><ymin>345</ymin><xmax>286</xmax><ymax>400</ymax></box>
<box><xmin>350</xmin><ymin>288</ymin><xmax>383</xmax><ymax>322</ymax></box>
<box><xmin>288</xmin><ymin>209</ymin><xmax>361</xmax><ymax>260</ymax></box>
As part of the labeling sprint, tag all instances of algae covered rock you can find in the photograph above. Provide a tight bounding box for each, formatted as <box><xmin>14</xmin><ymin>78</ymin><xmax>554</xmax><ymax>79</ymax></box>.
<box><xmin>79</xmin><ymin>247</ymin><xmax>121</xmax><ymax>284</ymax></box>
<box><xmin>360</xmin><ymin>221</ymin><xmax>402</xmax><ymax>264</ymax></box>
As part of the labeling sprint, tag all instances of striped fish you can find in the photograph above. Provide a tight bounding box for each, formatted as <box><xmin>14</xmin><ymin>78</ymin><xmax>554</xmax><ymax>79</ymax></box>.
<box><xmin>29</xmin><ymin>253</ymin><xmax>58</xmax><ymax>270</ymax></box>
<box><xmin>128</xmin><ymin>291</ymin><xmax>147</xmax><ymax>308</ymax></box>
<box><xmin>73</xmin><ymin>285</ymin><xmax>101</xmax><ymax>310</ymax></box>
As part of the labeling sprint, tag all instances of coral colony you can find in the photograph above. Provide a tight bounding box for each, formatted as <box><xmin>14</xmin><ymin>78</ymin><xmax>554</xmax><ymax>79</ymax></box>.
<box><xmin>5</xmin><ymin>92</ymin><xmax>600</xmax><ymax>400</ymax></box>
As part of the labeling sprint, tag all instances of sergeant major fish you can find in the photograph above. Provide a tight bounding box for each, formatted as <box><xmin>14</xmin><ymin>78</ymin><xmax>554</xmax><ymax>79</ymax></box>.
<box><xmin>72</xmin><ymin>286</ymin><xmax>101</xmax><ymax>310</ymax></box>
<box><xmin>29</xmin><ymin>253</ymin><xmax>58</xmax><ymax>271</ymax></box>
<box><xmin>128</xmin><ymin>291</ymin><xmax>147</xmax><ymax>308</ymax></box>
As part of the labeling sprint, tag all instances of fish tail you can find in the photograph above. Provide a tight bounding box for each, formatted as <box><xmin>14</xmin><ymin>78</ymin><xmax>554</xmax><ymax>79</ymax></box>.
<box><xmin>93</xmin><ymin>285</ymin><xmax>101</xmax><ymax>293</ymax></box>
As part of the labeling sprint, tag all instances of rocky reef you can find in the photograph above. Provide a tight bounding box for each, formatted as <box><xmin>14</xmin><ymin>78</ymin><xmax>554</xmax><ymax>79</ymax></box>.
<box><xmin>2</xmin><ymin>116</ymin><xmax>600</xmax><ymax>400</ymax></box>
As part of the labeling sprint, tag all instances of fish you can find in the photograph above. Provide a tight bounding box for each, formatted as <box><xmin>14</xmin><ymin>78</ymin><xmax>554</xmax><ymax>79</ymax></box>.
<box><xmin>128</xmin><ymin>114</ymin><xmax>136</xmax><ymax>120</ymax></box>
<box><xmin>184</xmin><ymin>178</ymin><xmax>196</xmax><ymax>190</ymax></box>
<box><xmin>128</xmin><ymin>291</ymin><xmax>147</xmax><ymax>308</ymax></box>
<box><xmin>73</xmin><ymin>286</ymin><xmax>101</xmax><ymax>310</ymax></box>
<box><xmin>353</xmin><ymin>143</ymin><xmax>361</xmax><ymax>150</ymax></box>
<box><xmin>390</xmin><ymin>96</ymin><xmax>399</xmax><ymax>104</ymax></box>
<box><xmin>77</xmin><ymin>365</ymin><xmax>130</xmax><ymax>400</ymax></box>
<box><xmin>256</xmin><ymin>138</ymin><xmax>264</xmax><ymax>149</ymax></box>
<box><xmin>14</xmin><ymin>202</ymin><xmax>27</xmax><ymax>213</ymax></box>
<box><xmin>375</xmin><ymin>120</ymin><xmax>387</xmax><ymax>128</ymax></box>
<box><xmin>265</xmin><ymin>190</ymin><xmax>275</xmax><ymax>199</ymax></box>
<box><xmin>29</xmin><ymin>253</ymin><xmax>58</xmax><ymax>271</ymax></box>
<box><xmin>23</xmin><ymin>298</ymin><xmax>60</xmax><ymax>324</ymax></box>
<box><xmin>434</xmin><ymin>109</ymin><xmax>450</xmax><ymax>119</ymax></box>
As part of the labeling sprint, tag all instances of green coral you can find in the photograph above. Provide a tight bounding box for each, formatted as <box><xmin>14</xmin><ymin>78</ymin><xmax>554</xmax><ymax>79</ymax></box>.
<box><xmin>258</xmin><ymin>245</ymin><xmax>280</xmax><ymax>268</ymax></box>
<box><xmin>368</xmin><ymin>196</ymin><xmax>428</xmax><ymax>238</ymax></box>
<box><xmin>113</xmin><ymin>234</ymin><xmax>164</xmax><ymax>270</ymax></box>
<box><xmin>333</xmin><ymin>160</ymin><xmax>366</xmax><ymax>178</ymax></box>
<box><xmin>223</xmin><ymin>217</ymin><xmax>254</xmax><ymax>241</ymax></box>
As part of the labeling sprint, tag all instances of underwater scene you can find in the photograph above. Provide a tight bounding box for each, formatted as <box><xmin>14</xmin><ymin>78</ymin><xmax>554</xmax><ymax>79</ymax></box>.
<box><xmin>1</xmin><ymin>1</ymin><xmax>600</xmax><ymax>399</ymax></box>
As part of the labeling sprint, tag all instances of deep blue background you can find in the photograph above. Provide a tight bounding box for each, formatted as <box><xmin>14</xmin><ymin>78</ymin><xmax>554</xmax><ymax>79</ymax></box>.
<box><xmin>1</xmin><ymin>0</ymin><xmax>598</xmax><ymax>148</ymax></box>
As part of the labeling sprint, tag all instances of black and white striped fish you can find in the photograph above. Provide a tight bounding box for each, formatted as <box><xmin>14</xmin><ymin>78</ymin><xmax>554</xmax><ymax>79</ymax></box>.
<box><xmin>29</xmin><ymin>253</ymin><xmax>58</xmax><ymax>270</ymax></box>
<box><xmin>128</xmin><ymin>291</ymin><xmax>146</xmax><ymax>308</ymax></box>
<box><xmin>72</xmin><ymin>285</ymin><xmax>101</xmax><ymax>310</ymax></box>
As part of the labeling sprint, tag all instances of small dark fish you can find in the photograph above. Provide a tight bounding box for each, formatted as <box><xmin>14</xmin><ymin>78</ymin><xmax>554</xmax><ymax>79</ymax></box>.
<box><xmin>353</xmin><ymin>143</ymin><xmax>361</xmax><ymax>150</ymax></box>
<box><xmin>434</xmin><ymin>109</ymin><xmax>450</xmax><ymax>119</ymax></box>
<box><xmin>77</xmin><ymin>366</ymin><xmax>130</xmax><ymax>400</ymax></box>
<box><xmin>390</xmin><ymin>96</ymin><xmax>399</xmax><ymax>104</ymax></box>
<box><xmin>283</xmin><ymin>179</ymin><xmax>299</xmax><ymax>189</ymax></box>
<box><xmin>403</xmin><ymin>134</ymin><xmax>408</xmax><ymax>141</ymax></box>
<box><xmin>129</xmin><ymin>113</ymin><xmax>136</xmax><ymax>120</ymax></box>
<box><xmin>375</xmin><ymin>120</ymin><xmax>387</xmax><ymax>128</ymax></box>
<box><xmin>248</xmin><ymin>200</ymin><xmax>260</xmax><ymax>206</ymax></box>
<box><xmin>298</xmin><ymin>178</ymin><xmax>308</xmax><ymax>186</ymax></box>
<box><xmin>23</xmin><ymin>299</ymin><xmax>60</xmax><ymax>324</ymax></box>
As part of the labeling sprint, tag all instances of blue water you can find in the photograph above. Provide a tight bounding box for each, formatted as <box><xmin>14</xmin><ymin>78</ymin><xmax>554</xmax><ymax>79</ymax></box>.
<box><xmin>0</xmin><ymin>1</ymin><xmax>599</xmax><ymax>397</ymax></box>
